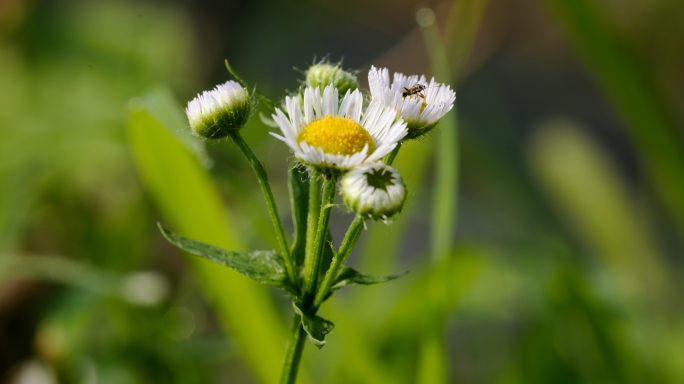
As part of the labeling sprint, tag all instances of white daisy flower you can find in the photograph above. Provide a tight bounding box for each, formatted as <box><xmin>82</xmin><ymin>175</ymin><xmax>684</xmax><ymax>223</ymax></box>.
<box><xmin>186</xmin><ymin>80</ymin><xmax>253</xmax><ymax>139</ymax></box>
<box><xmin>271</xmin><ymin>84</ymin><xmax>408</xmax><ymax>174</ymax></box>
<box><xmin>368</xmin><ymin>66</ymin><xmax>456</xmax><ymax>139</ymax></box>
<box><xmin>341</xmin><ymin>163</ymin><xmax>406</xmax><ymax>222</ymax></box>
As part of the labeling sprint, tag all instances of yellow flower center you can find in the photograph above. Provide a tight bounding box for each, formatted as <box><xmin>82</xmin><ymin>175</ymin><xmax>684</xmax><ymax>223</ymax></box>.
<box><xmin>297</xmin><ymin>115</ymin><xmax>376</xmax><ymax>156</ymax></box>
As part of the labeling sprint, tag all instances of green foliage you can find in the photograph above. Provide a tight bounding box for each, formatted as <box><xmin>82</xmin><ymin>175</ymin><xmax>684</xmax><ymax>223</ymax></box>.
<box><xmin>158</xmin><ymin>223</ymin><xmax>297</xmax><ymax>295</ymax></box>
<box><xmin>330</xmin><ymin>267</ymin><xmax>407</xmax><ymax>292</ymax></box>
<box><xmin>5</xmin><ymin>0</ymin><xmax>684</xmax><ymax>383</ymax></box>
<box><xmin>0</xmin><ymin>254</ymin><xmax>118</xmax><ymax>296</ymax></box>
<box><xmin>415</xmin><ymin>2</ymin><xmax>489</xmax><ymax>382</ymax></box>
<box><xmin>127</xmin><ymin>90</ymin><xmax>287</xmax><ymax>384</ymax></box>
<box><xmin>541</xmin><ymin>0</ymin><xmax>684</xmax><ymax>236</ymax></box>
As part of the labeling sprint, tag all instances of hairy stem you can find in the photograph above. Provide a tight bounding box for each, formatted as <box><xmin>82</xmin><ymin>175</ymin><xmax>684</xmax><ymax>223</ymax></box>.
<box><xmin>302</xmin><ymin>174</ymin><xmax>322</xmax><ymax>298</ymax></box>
<box><xmin>313</xmin><ymin>215</ymin><xmax>365</xmax><ymax>309</ymax></box>
<box><xmin>302</xmin><ymin>176</ymin><xmax>337</xmax><ymax>304</ymax></box>
<box><xmin>279</xmin><ymin>314</ymin><xmax>307</xmax><ymax>384</ymax></box>
<box><xmin>229</xmin><ymin>132</ymin><xmax>299</xmax><ymax>290</ymax></box>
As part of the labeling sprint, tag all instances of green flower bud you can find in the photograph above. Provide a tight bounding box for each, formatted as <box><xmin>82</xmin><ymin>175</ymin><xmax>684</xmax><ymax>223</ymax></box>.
<box><xmin>305</xmin><ymin>61</ymin><xmax>358</xmax><ymax>94</ymax></box>
<box><xmin>186</xmin><ymin>80</ymin><xmax>252</xmax><ymax>139</ymax></box>
<box><xmin>341</xmin><ymin>163</ymin><xmax>407</xmax><ymax>222</ymax></box>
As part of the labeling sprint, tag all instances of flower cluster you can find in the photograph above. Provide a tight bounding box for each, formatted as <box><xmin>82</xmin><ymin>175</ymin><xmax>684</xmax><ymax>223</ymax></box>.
<box><xmin>185</xmin><ymin>62</ymin><xmax>455</xmax><ymax>220</ymax></box>
<box><xmin>272</xmin><ymin>63</ymin><xmax>453</xmax><ymax>219</ymax></box>
<box><xmin>169</xmin><ymin>59</ymin><xmax>458</xmax><ymax>380</ymax></box>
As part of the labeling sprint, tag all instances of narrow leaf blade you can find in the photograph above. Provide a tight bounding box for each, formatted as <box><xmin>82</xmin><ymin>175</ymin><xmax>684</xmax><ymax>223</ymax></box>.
<box><xmin>331</xmin><ymin>267</ymin><xmax>408</xmax><ymax>292</ymax></box>
<box><xmin>158</xmin><ymin>223</ymin><xmax>296</xmax><ymax>294</ymax></box>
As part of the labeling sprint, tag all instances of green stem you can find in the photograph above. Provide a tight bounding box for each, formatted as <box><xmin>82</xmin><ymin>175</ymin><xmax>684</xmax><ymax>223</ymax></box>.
<box><xmin>279</xmin><ymin>314</ymin><xmax>307</xmax><ymax>384</ymax></box>
<box><xmin>384</xmin><ymin>141</ymin><xmax>403</xmax><ymax>165</ymax></box>
<box><xmin>313</xmin><ymin>215</ymin><xmax>365</xmax><ymax>309</ymax></box>
<box><xmin>302</xmin><ymin>174</ymin><xmax>321</xmax><ymax>296</ymax></box>
<box><xmin>229</xmin><ymin>131</ymin><xmax>299</xmax><ymax>289</ymax></box>
<box><xmin>302</xmin><ymin>176</ymin><xmax>337</xmax><ymax>304</ymax></box>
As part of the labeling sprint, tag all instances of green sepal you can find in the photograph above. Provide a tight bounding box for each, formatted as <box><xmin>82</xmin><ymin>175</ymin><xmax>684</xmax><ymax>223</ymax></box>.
<box><xmin>292</xmin><ymin>300</ymin><xmax>334</xmax><ymax>349</ymax></box>
<box><xmin>288</xmin><ymin>163</ymin><xmax>309</xmax><ymax>267</ymax></box>
<box><xmin>326</xmin><ymin>267</ymin><xmax>408</xmax><ymax>299</ymax></box>
<box><xmin>158</xmin><ymin>223</ymin><xmax>297</xmax><ymax>295</ymax></box>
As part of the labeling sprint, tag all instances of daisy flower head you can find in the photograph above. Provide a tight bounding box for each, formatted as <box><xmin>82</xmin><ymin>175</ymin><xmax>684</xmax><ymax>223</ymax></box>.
<box><xmin>368</xmin><ymin>66</ymin><xmax>456</xmax><ymax>139</ymax></box>
<box><xmin>186</xmin><ymin>80</ymin><xmax>253</xmax><ymax>139</ymax></box>
<box><xmin>341</xmin><ymin>163</ymin><xmax>406</xmax><ymax>222</ymax></box>
<box><xmin>271</xmin><ymin>84</ymin><xmax>408</xmax><ymax>175</ymax></box>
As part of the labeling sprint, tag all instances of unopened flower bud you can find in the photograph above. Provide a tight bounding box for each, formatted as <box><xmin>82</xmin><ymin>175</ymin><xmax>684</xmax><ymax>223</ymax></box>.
<box><xmin>305</xmin><ymin>62</ymin><xmax>358</xmax><ymax>94</ymax></box>
<box><xmin>341</xmin><ymin>163</ymin><xmax>407</xmax><ymax>222</ymax></box>
<box><xmin>186</xmin><ymin>80</ymin><xmax>253</xmax><ymax>139</ymax></box>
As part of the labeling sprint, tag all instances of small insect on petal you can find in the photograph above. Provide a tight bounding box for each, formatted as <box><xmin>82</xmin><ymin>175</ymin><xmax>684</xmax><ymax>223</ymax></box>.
<box><xmin>401</xmin><ymin>84</ymin><xmax>427</xmax><ymax>99</ymax></box>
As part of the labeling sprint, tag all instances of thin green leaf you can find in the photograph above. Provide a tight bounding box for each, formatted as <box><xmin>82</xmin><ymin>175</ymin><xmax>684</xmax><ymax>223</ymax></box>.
<box><xmin>158</xmin><ymin>223</ymin><xmax>296</xmax><ymax>295</ymax></box>
<box><xmin>288</xmin><ymin>163</ymin><xmax>309</xmax><ymax>267</ymax></box>
<box><xmin>422</xmin><ymin>14</ymin><xmax>459</xmax><ymax>264</ymax></box>
<box><xmin>418</xmin><ymin>3</ymin><xmax>488</xmax><ymax>383</ymax></box>
<box><xmin>331</xmin><ymin>267</ymin><xmax>408</xmax><ymax>291</ymax></box>
<box><xmin>292</xmin><ymin>301</ymin><xmax>334</xmax><ymax>349</ymax></box>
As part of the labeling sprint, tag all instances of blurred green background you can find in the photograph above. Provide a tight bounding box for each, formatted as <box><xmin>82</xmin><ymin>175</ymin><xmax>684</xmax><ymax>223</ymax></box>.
<box><xmin>2</xmin><ymin>0</ymin><xmax>684</xmax><ymax>383</ymax></box>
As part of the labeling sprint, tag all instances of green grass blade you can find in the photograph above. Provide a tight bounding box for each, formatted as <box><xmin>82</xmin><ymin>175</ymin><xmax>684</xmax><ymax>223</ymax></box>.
<box><xmin>417</xmin><ymin>2</ymin><xmax>489</xmax><ymax>383</ymax></box>
<box><xmin>541</xmin><ymin>0</ymin><xmax>684</xmax><ymax>237</ymax></box>
<box><xmin>421</xmin><ymin>16</ymin><xmax>457</xmax><ymax>263</ymax></box>
<box><xmin>528</xmin><ymin>121</ymin><xmax>672</xmax><ymax>302</ymax></box>
<box><xmin>127</xmin><ymin>91</ymin><xmax>287</xmax><ymax>384</ymax></box>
